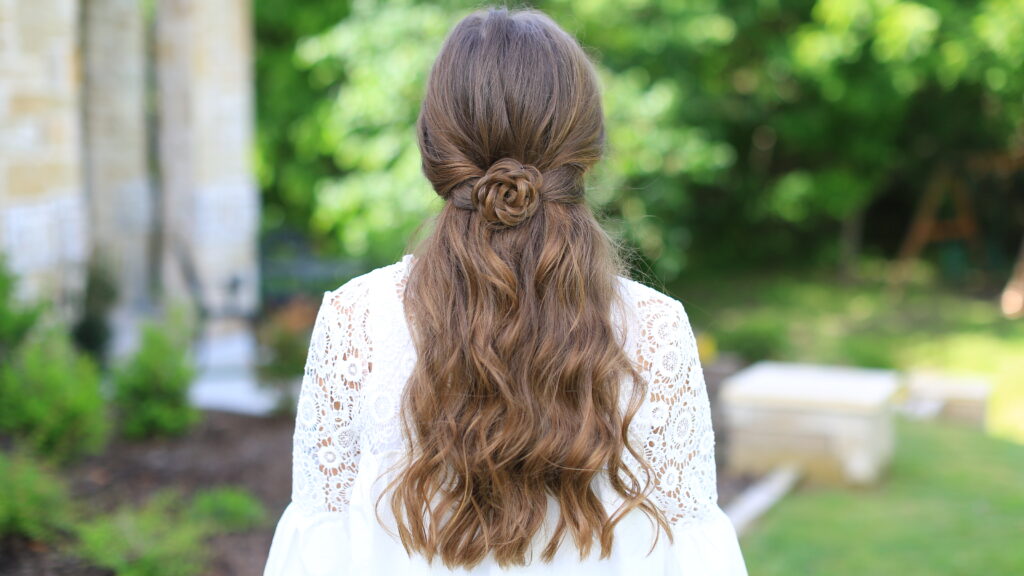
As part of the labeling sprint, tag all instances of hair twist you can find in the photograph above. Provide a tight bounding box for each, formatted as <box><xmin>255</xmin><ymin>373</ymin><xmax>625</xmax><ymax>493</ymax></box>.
<box><xmin>470</xmin><ymin>159</ymin><xmax>543</xmax><ymax>228</ymax></box>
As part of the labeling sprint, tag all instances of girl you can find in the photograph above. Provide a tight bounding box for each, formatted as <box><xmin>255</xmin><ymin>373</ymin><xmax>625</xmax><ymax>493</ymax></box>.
<box><xmin>265</xmin><ymin>8</ymin><xmax>747</xmax><ymax>575</ymax></box>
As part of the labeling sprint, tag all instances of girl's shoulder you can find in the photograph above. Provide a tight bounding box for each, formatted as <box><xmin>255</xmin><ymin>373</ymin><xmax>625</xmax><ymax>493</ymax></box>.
<box><xmin>322</xmin><ymin>254</ymin><xmax>412</xmax><ymax>310</ymax></box>
<box><xmin>615</xmin><ymin>275</ymin><xmax>690</xmax><ymax>324</ymax></box>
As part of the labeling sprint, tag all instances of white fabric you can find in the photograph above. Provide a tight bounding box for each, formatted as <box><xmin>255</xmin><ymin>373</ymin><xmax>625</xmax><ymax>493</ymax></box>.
<box><xmin>265</xmin><ymin>254</ymin><xmax>747</xmax><ymax>575</ymax></box>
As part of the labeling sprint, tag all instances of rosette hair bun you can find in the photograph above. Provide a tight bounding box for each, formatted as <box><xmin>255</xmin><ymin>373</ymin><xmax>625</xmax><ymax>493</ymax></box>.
<box><xmin>471</xmin><ymin>159</ymin><xmax>543</xmax><ymax>228</ymax></box>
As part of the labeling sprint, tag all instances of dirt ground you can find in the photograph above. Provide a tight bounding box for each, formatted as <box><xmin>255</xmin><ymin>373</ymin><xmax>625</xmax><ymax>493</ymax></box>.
<box><xmin>2</xmin><ymin>410</ymin><xmax>749</xmax><ymax>575</ymax></box>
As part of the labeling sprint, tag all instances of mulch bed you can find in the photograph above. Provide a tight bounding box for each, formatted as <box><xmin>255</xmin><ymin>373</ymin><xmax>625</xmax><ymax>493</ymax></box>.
<box><xmin>2</xmin><ymin>410</ymin><xmax>751</xmax><ymax>575</ymax></box>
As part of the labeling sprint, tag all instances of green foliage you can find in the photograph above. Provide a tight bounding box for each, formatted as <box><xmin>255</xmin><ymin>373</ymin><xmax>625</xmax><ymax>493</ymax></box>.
<box><xmin>838</xmin><ymin>335</ymin><xmax>899</xmax><ymax>369</ymax></box>
<box><xmin>186</xmin><ymin>487</ymin><xmax>266</xmax><ymax>533</ymax></box>
<box><xmin>0</xmin><ymin>329</ymin><xmax>109</xmax><ymax>462</ymax></box>
<box><xmin>254</xmin><ymin>0</ymin><xmax>353</xmax><ymax>234</ymax></box>
<box><xmin>259</xmin><ymin>0</ymin><xmax>727</xmax><ymax>276</ymax></box>
<box><xmin>715</xmin><ymin>317</ymin><xmax>792</xmax><ymax>362</ymax></box>
<box><xmin>75</xmin><ymin>487</ymin><xmax>267</xmax><ymax>576</ymax></box>
<box><xmin>0</xmin><ymin>257</ymin><xmax>42</xmax><ymax>363</ymax></box>
<box><xmin>256</xmin><ymin>312</ymin><xmax>313</xmax><ymax>414</ymax></box>
<box><xmin>257</xmin><ymin>318</ymin><xmax>311</xmax><ymax>381</ymax></box>
<box><xmin>75</xmin><ymin>491</ymin><xmax>208</xmax><ymax>576</ymax></box>
<box><xmin>288</xmin><ymin>1</ymin><xmax>454</xmax><ymax>265</ymax></box>
<box><xmin>113</xmin><ymin>322</ymin><xmax>198</xmax><ymax>439</ymax></box>
<box><xmin>0</xmin><ymin>451</ymin><xmax>74</xmax><ymax>543</ymax></box>
<box><xmin>257</xmin><ymin>0</ymin><xmax>1024</xmax><ymax>280</ymax></box>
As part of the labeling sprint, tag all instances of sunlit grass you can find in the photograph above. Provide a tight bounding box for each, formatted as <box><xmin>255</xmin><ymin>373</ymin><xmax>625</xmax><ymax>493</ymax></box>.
<box><xmin>671</xmin><ymin>268</ymin><xmax>1024</xmax><ymax>573</ymax></box>
<box><xmin>903</xmin><ymin>332</ymin><xmax>1024</xmax><ymax>443</ymax></box>
<box><xmin>739</xmin><ymin>419</ymin><xmax>1024</xmax><ymax>575</ymax></box>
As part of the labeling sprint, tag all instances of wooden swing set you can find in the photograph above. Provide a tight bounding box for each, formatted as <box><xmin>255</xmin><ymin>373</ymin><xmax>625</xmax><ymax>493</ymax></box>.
<box><xmin>891</xmin><ymin>152</ymin><xmax>1024</xmax><ymax>319</ymax></box>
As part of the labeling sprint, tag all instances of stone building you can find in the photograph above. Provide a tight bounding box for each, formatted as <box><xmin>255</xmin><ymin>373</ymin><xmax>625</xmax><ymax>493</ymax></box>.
<box><xmin>0</xmin><ymin>0</ymin><xmax>259</xmax><ymax>346</ymax></box>
<box><xmin>0</xmin><ymin>0</ymin><xmax>85</xmax><ymax>311</ymax></box>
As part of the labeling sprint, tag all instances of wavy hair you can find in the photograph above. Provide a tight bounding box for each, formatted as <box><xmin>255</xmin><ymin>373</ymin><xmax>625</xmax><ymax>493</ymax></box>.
<box><xmin>387</xmin><ymin>7</ymin><xmax>670</xmax><ymax>569</ymax></box>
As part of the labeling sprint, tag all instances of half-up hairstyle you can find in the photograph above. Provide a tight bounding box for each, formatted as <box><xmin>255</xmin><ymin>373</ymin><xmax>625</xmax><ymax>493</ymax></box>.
<box><xmin>389</xmin><ymin>7</ymin><xmax>670</xmax><ymax>569</ymax></box>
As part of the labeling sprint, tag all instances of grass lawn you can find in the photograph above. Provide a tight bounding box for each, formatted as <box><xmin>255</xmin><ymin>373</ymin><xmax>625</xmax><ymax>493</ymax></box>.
<box><xmin>671</xmin><ymin>269</ymin><xmax>1024</xmax><ymax>443</ymax></box>
<box><xmin>665</xmin><ymin>268</ymin><xmax>1024</xmax><ymax>573</ymax></box>
<box><xmin>739</xmin><ymin>418</ymin><xmax>1024</xmax><ymax>575</ymax></box>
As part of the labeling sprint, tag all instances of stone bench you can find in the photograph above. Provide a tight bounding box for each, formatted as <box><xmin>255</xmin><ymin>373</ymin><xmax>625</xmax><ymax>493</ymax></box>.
<box><xmin>189</xmin><ymin>323</ymin><xmax>283</xmax><ymax>416</ymax></box>
<box><xmin>904</xmin><ymin>371</ymin><xmax>990</xmax><ymax>426</ymax></box>
<box><xmin>721</xmin><ymin>362</ymin><xmax>900</xmax><ymax>486</ymax></box>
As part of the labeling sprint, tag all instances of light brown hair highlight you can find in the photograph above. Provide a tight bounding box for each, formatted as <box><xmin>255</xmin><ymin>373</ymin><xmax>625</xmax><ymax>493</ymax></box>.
<box><xmin>388</xmin><ymin>7</ymin><xmax>670</xmax><ymax>569</ymax></box>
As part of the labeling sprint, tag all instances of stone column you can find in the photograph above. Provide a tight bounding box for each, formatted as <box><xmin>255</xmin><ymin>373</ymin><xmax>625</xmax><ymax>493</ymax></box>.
<box><xmin>82</xmin><ymin>0</ymin><xmax>152</xmax><ymax>310</ymax></box>
<box><xmin>0</xmin><ymin>0</ymin><xmax>87</xmax><ymax>312</ymax></box>
<box><xmin>155</xmin><ymin>0</ymin><xmax>259</xmax><ymax>321</ymax></box>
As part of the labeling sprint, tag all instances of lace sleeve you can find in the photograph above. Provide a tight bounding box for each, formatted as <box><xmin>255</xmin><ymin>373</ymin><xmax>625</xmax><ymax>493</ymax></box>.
<box><xmin>291</xmin><ymin>281</ymin><xmax>374</xmax><ymax>515</ymax></box>
<box><xmin>629</xmin><ymin>295</ymin><xmax>718</xmax><ymax>527</ymax></box>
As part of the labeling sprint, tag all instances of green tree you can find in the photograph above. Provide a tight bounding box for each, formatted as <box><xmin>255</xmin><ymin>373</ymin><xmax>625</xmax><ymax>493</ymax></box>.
<box><xmin>255</xmin><ymin>0</ymin><xmax>352</xmax><ymax>235</ymax></box>
<box><xmin>257</xmin><ymin>0</ymin><xmax>1024</xmax><ymax>281</ymax></box>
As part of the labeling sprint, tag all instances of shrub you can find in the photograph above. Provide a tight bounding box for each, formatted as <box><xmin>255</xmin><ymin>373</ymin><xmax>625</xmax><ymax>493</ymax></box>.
<box><xmin>256</xmin><ymin>298</ymin><xmax>318</xmax><ymax>415</ymax></box>
<box><xmin>840</xmin><ymin>336</ymin><xmax>899</xmax><ymax>369</ymax></box>
<box><xmin>0</xmin><ymin>451</ymin><xmax>74</xmax><ymax>544</ymax></box>
<box><xmin>113</xmin><ymin>322</ymin><xmax>198</xmax><ymax>439</ymax></box>
<box><xmin>75</xmin><ymin>486</ymin><xmax>266</xmax><ymax>576</ymax></box>
<box><xmin>186</xmin><ymin>487</ymin><xmax>266</xmax><ymax>533</ymax></box>
<box><xmin>75</xmin><ymin>491</ymin><xmax>208</xmax><ymax>576</ymax></box>
<box><xmin>0</xmin><ymin>330</ymin><xmax>109</xmax><ymax>461</ymax></box>
<box><xmin>257</xmin><ymin>315</ymin><xmax>311</xmax><ymax>381</ymax></box>
<box><xmin>0</xmin><ymin>257</ymin><xmax>42</xmax><ymax>362</ymax></box>
<box><xmin>716</xmin><ymin>317</ymin><xmax>791</xmax><ymax>362</ymax></box>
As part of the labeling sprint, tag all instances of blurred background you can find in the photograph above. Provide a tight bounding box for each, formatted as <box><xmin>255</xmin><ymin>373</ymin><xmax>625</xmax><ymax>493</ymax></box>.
<box><xmin>0</xmin><ymin>0</ymin><xmax>1021</xmax><ymax>574</ymax></box>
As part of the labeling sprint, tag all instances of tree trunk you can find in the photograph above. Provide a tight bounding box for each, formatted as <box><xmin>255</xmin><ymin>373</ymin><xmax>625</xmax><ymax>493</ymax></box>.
<box><xmin>839</xmin><ymin>209</ymin><xmax>865</xmax><ymax>282</ymax></box>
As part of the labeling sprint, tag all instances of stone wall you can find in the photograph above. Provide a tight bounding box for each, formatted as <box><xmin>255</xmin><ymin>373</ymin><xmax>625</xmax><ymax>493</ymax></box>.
<box><xmin>156</xmin><ymin>0</ymin><xmax>259</xmax><ymax>319</ymax></box>
<box><xmin>0</xmin><ymin>0</ymin><xmax>259</xmax><ymax>327</ymax></box>
<box><xmin>0</xmin><ymin>0</ymin><xmax>87</xmax><ymax>311</ymax></box>
<box><xmin>82</xmin><ymin>0</ymin><xmax>152</xmax><ymax>310</ymax></box>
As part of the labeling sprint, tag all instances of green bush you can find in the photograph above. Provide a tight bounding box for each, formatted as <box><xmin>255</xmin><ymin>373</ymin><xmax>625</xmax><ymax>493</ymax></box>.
<box><xmin>0</xmin><ymin>257</ymin><xmax>42</xmax><ymax>363</ymax></box>
<box><xmin>113</xmin><ymin>322</ymin><xmax>198</xmax><ymax>439</ymax></box>
<box><xmin>256</xmin><ymin>306</ymin><xmax>316</xmax><ymax>415</ymax></box>
<box><xmin>0</xmin><ymin>451</ymin><xmax>74</xmax><ymax>543</ymax></box>
<box><xmin>257</xmin><ymin>319</ymin><xmax>310</xmax><ymax>382</ymax></box>
<box><xmin>716</xmin><ymin>317</ymin><xmax>792</xmax><ymax>362</ymax></box>
<box><xmin>0</xmin><ymin>330</ymin><xmax>109</xmax><ymax>461</ymax></box>
<box><xmin>839</xmin><ymin>336</ymin><xmax>899</xmax><ymax>369</ymax></box>
<box><xmin>187</xmin><ymin>487</ymin><xmax>266</xmax><ymax>533</ymax></box>
<box><xmin>75</xmin><ymin>487</ymin><xmax>266</xmax><ymax>576</ymax></box>
<box><xmin>75</xmin><ymin>491</ymin><xmax>208</xmax><ymax>576</ymax></box>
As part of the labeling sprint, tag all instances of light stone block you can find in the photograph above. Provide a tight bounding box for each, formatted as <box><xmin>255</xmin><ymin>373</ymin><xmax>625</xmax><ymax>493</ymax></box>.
<box><xmin>0</xmin><ymin>0</ymin><xmax>86</xmax><ymax>313</ymax></box>
<box><xmin>905</xmin><ymin>371</ymin><xmax>991</xmax><ymax>426</ymax></box>
<box><xmin>156</xmin><ymin>0</ymin><xmax>259</xmax><ymax>318</ymax></box>
<box><xmin>722</xmin><ymin>361</ymin><xmax>900</xmax><ymax>486</ymax></box>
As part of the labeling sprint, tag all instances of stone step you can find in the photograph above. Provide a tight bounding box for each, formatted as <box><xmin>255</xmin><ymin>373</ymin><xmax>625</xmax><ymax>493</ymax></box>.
<box><xmin>188</xmin><ymin>328</ymin><xmax>284</xmax><ymax>416</ymax></box>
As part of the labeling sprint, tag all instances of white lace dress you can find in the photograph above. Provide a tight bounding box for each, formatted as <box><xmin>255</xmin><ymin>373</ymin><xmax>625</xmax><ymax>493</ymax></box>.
<box><xmin>265</xmin><ymin>255</ymin><xmax>747</xmax><ymax>575</ymax></box>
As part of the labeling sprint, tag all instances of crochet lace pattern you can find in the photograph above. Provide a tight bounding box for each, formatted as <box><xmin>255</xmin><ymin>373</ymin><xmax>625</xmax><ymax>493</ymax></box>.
<box><xmin>290</xmin><ymin>256</ymin><xmax>717</xmax><ymax>528</ymax></box>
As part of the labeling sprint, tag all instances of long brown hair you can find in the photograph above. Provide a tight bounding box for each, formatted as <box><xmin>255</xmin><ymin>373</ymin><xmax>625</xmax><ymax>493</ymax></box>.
<box><xmin>389</xmin><ymin>7</ymin><xmax>670</xmax><ymax>568</ymax></box>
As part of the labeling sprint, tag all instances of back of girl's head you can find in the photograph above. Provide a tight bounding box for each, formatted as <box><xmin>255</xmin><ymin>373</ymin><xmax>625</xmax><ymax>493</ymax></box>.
<box><xmin>391</xmin><ymin>7</ymin><xmax>668</xmax><ymax>569</ymax></box>
<box><xmin>417</xmin><ymin>8</ymin><xmax>604</xmax><ymax>216</ymax></box>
